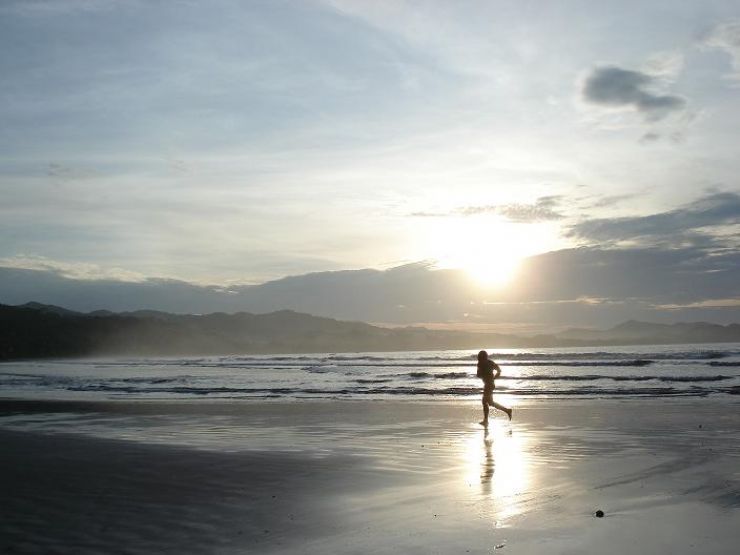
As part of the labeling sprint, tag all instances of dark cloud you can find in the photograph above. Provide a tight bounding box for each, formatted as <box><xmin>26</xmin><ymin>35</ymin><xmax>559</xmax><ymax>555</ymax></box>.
<box><xmin>515</xmin><ymin>246</ymin><xmax>740</xmax><ymax>303</ymax></box>
<box><xmin>508</xmin><ymin>246</ymin><xmax>740</xmax><ymax>326</ymax></box>
<box><xmin>411</xmin><ymin>196</ymin><xmax>564</xmax><ymax>222</ymax></box>
<box><xmin>587</xmin><ymin>194</ymin><xmax>635</xmax><ymax>209</ymax></box>
<box><xmin>568</xmin><ymin>192</ymin><xmax>740</xmax><ymax>246</ymax></box>
<box><xmin>639</xmin><ymin>131</ymin><xmax>661</xmax><ymax>143</ymax></box>
<box><xmin>582</xmin><ymin>65</ymin><xmax>686</xmax><ymax>121</ymax></box>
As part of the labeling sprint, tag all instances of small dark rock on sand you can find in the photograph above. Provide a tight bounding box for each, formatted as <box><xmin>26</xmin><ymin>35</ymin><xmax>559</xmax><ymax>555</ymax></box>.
<box><xmin>594</xmin><ymin>510</ymin><xmax>605</xmax><ymax>518</ymax></box>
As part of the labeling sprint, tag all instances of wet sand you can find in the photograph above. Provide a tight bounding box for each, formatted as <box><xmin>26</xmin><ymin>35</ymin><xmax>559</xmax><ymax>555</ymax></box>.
<box><xmin>1</xmin><ymin>398</ymin><xmax>739</xmax><ymax>554</ymax></box>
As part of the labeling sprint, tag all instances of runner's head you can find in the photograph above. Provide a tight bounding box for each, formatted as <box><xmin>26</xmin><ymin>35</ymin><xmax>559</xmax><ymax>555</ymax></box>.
<box><xmin>477</xmin><ymin>350</ymin><xmax>488</xmax><ymax>364</ymax></box>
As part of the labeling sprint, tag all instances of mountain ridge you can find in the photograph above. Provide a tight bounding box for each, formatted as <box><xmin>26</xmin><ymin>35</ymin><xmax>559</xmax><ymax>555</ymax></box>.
<box><xmin>1</xmin><ymin>302</ymin><xmax>739</xmax><ymax>361</ymax></box>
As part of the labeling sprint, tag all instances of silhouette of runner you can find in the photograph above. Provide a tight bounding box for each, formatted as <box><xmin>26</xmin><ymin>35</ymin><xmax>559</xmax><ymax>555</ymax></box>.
<box><xmin>477</xmin><ymin>350</ymin><xmax>512</xmax><ymax>426</ymax></box>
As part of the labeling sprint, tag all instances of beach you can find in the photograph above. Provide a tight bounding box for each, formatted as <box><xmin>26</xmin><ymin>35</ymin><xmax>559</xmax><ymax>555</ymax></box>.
<box><xmin>2</xmin><ymin>397</ymin><xmax>739</xmax><ymax>554</ymax></box>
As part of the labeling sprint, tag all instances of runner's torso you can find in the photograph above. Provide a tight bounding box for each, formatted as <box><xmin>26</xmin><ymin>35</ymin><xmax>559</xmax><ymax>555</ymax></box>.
<box><xmin>479</xmin><ymin>360</ymin><xmax>495</xmax><ymax>390</ymax></box>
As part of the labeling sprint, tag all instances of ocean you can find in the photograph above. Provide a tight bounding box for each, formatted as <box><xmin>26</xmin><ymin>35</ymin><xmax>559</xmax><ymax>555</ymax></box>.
<box><xmin>2</xmin><ymin>343</ymin><xmax>739</xmax><ymax>401</ymax></box>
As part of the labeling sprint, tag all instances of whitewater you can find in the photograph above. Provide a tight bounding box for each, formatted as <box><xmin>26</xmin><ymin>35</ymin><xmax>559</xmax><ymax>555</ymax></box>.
<box><xmin>1</xmin><ymin>343</ymin><xmax>739</xmax><ymax>401</ymax></box>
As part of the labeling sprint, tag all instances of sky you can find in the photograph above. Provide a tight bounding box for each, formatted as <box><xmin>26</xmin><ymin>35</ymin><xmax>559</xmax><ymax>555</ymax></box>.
<box><xmin>1</xmin><ymin>0</ymin><xmax>739</xmax><ymax>330</ymax></box>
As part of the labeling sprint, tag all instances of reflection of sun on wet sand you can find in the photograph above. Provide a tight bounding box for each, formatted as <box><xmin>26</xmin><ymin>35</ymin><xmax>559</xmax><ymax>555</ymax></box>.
<box><xmin>2</xmin><ymin>398</ymin><xmax>739</xmax><ymax>554</ymax></box>
<box><xmin>463</xmin><ymin>425</ymin><xmax>530</xmax><ymax>525</ymax></box>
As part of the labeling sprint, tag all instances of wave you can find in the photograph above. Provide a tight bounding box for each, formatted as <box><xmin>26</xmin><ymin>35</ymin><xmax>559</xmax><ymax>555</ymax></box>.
<box><xmin>62</xmin><ymin>383</ymin><xmax>740</xmax><ymax>398</ymax></box>
<box><xmin>120</xmin><ymin>377</ymin><xmax>182</xmax><ymax>384</ymax></box>
<box><xmin>32</xmin><ymin>373</ymin><xmax>733</xmax><ymax>391</ymax></box>
<box><xmin>489</xmin><ymin>350</ymin><xmax>734</xmax><ymax>361</ymax></box>
<box><xmin>35</xmin><ymin>350</ymin><xmax>738</xmax><ymax>373</ymax></box>
<box><xmin>503</xmin><ymin>360</ymin><xmax>655</xmax><ymax>367</ymax></box>
<box><xmin>302</xmin><ymin>365</ymin><xmax>339</xmax><ymax>373</ymax></box>
<box><xmin>73</xmin><ymin>348</ymin><xmax>736</xmax><ymax>366</ymax></box>
<box><xmin>384</xmin><ymin>372</ymin><xmax>736</xmax><ymax>383</ymax></box>
<box><xmin>433</xmin><ymin>372</ymin><xmax>469</xmax><ymax>379</ymax></box>
<box><xmin>293</xmin><ymin>359</ymin><xmax>662</xmax><ymax>371</ymax></box>
<box><xmin>510</xmin><ymin>374</ymin><xmax>734</xmax><ymax>383</ymax></box>
<box><xmin>4</xmin><ymin>345</ymin><xmax>738</xmax><ymax>402</ymax></box>
<box><xmin>319</xmin><ymin>350</ymin><xmax>736</xmax><ymax>362</ymax></box>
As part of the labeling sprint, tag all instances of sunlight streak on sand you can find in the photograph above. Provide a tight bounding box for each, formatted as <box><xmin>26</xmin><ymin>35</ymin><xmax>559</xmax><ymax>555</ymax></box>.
<box><xmin>463</xmin><ymin>424</ymin><xmax>531</xmax><ymax>526</ymax></box>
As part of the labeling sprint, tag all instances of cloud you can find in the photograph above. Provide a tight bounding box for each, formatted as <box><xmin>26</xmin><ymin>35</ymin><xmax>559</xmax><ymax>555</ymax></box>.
<box><xmin>642</xmin><ymin>50</ymin><xmax>685</xmax><ymax>79</ymax></box>
<box><xmin>3</xmin><ymin>243</ymin><xmax>740</xmax><ymax>330</ymax></box>
<box><xmin>639</xmin><ymin>131</ymin><xmax>661</xmax><ymax>144</ymax></box>
<box><xmin>408</xmin><ymin>210</ymin><xmax>447</xmax><ymax>218</ymax></box>
<box><xmin>46</xmin><ymin>163</ymin><xmax>101</xmax><ymax>180</ymax></box>
<box><xmin>0</xmin><ymin>255</ymin><xmax>146</xmax><ymax>282</ymax></box>
<box><xmin>460</xmin><ymin>196</ymin><xmax>564</xmax><ymax>222</ymax></box>
<box><xmin>411</xmin><ymin>196</ymin><xmax>564</xmax><ymax>222</ymax></box>
<box><xmin>568</xmin><ymin>192</ymin><xmax>740</xmax><ymax>246</ymax></box>
<box><xmin>512</xmin><ymin>247</ymin><xmax>740</xmax><ymax>326</ymax></box>
<box><xmin>582</xmin><ymin>65</ymin><xmax>686</xmax><ymax>121</ymax></box>
<box><xmin>586</xmin><ymin>194</ymin><xmax>635</xmax><ymax>209</ymax></box>
<box><xmin>704</xmin><ymin>20</ymin><xmax>740</xmax><ymax>82</ymax></box>
<box><xmin>0</xmin><ymin>0</ymin><xmax>118</xmax><ymax>16</ymax></box>
<box><xmin>657</xmin><ymin>298</ymin><xmax>740</xmax><ymax>310</ymax></box>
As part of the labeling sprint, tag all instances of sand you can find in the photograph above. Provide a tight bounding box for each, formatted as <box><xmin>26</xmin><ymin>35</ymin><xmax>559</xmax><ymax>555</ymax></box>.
<box><xmin>1</xmin><ymin>398</ymin><xmax>739</xmax><ymax>554</ymax></box>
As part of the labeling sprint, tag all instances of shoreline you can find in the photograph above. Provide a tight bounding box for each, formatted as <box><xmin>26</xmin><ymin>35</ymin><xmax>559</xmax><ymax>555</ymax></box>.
<box><xmin>2</xmin><ymin>395</ymin><xmax>739</xmax><ymax>428</ymax></box>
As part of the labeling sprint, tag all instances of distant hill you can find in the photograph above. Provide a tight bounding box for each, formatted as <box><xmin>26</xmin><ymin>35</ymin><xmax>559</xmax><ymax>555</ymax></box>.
<box><xmin>18</xmin><ymin>301</ymin><xmax>81</xmax><ymax>316</ymax></box>
<box><xmin>557</xmin><ymin>320</ymin><xmax>740</xmax><ymax>344</ymax></box>
<box><xmin>0</xmin><ymin>302</ymin><xmax>486</xmax><ymax>360</ymax></box>
<box><xmin>1</xmin><ymin>303</ymin><xmax>739</xmax><ymax>360</ymax></box>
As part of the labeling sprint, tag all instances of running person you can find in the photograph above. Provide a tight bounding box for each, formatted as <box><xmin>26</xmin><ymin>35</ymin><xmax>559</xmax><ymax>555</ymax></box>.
<box><xmin>477</xmin><ymin>350</ymin><xmax>512</xmax><ymax>426</ymax></box>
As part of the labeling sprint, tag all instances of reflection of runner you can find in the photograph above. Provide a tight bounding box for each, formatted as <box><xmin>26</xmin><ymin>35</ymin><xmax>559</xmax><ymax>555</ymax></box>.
<box><xmin>477</xmin><ymin>350</ymin><xmax>512</xmax><ymax>426</ymax></box>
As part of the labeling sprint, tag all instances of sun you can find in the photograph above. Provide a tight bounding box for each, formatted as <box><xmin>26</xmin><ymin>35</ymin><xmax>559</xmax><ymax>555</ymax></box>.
<box><xmin>435</xmin><ymin>218</ymin><xmax>525</xmax><ymax>288</ymax></box>
<box><xmin>415</xmin><ymin>215</ymin><xmax>550</xmax><ymax>289</ymax></box>
<box><xmin>464</xmin><ymin>252</ymin><xmax>521</xmax><ymax>288</ymax></box>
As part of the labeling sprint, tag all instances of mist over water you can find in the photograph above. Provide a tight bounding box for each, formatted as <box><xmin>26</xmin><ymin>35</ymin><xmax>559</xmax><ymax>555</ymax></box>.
<box><xmin>2</xmin><ymin>344</ymin><xmax>739</xmax><ymax>401</ymax></box>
